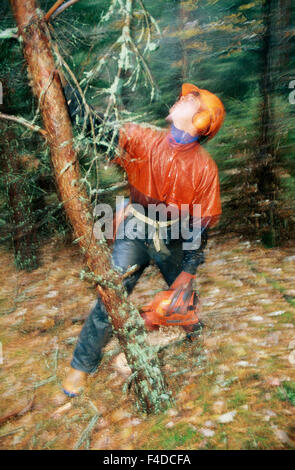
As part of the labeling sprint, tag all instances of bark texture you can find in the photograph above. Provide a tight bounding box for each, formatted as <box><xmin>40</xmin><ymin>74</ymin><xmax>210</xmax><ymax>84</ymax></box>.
<box><xmin>10</xmin><ymin>0</ymin><xmax>170</xmax><ymax>413</ymax></box>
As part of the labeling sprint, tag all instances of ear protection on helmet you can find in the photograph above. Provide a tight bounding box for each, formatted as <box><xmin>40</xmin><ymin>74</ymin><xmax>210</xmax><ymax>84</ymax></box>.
<box><xmin>192</xmin><ymin>110</ymin><xmax>211</xmax><ymax>136</ymax></box>
<box><xmin>181</xmin><ymin>83</ymin><xmax>225</xmax><ymax>140</ymax></box>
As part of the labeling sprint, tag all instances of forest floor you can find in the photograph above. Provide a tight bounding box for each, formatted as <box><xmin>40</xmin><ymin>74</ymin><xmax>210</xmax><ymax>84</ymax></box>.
<box><xmin>1</xmin><ymin>233</ymin><xmax>295</xmax><ymax>450</ymax></box>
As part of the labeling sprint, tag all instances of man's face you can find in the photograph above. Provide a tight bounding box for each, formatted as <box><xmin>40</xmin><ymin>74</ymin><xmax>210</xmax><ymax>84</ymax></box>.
<box><xmin>167</xmin><ymin>93</ymin><xmax>201</xmax><ymax>125</ymax></box>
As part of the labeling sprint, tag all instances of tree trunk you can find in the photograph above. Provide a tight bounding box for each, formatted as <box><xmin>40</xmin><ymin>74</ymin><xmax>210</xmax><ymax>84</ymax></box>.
<box><xmin>255</xmin><ymin>0</ymin><xmax>281</xmax><ymax>246</ymax></box>
<box><xmin>10</xmin><ymin>0</ymin><xmax>170</xmax><ymax>414</ymax></box>
<box><xmin>0</xmin><ymin>122</ymin><xmax>39</xmax><ymax>271</ymax></box>
<box><xmin>278</xmin><ymin>0</ymin><xmax>292</xmax><ymax>75</ymax></box>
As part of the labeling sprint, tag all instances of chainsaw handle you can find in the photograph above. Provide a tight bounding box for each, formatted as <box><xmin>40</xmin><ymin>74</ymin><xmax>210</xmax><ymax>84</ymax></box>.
<box><xmin>165</xmin><ymin>279</ymin><xmax>195</xmax><ymax>317</ymax></box>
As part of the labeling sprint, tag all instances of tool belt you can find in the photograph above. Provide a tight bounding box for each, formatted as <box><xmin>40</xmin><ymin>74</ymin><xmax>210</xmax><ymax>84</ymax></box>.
<box><xmin>127</xmin><ymin>205</ymin><xmax>180</xmax><ymax>253</ymax></box>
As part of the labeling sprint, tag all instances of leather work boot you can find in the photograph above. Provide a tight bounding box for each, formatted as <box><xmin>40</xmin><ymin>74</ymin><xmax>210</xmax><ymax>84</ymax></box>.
<box><xmin>62</xmin><ymin>367</ymin><xmax>87</xmax><ymax>397</ymax></box>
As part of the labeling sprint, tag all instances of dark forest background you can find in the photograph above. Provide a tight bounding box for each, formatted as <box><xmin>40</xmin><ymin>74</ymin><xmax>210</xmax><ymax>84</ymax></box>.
<box><xmin>1</xmin><ymin>0</ymin><xmax>295</xmax><ymax>272</ymax></box>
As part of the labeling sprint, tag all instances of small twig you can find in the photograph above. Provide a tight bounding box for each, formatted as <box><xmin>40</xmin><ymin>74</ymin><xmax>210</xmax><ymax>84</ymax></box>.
<box><xmin>157</xmin><ymin>336</ymin><xmax>189</xmax><ymax>354</ymax></box>
<box><xmin>88</xmin><ymin>399</ymin><xmax>99</xmax><ymax>415</ymax></box>
<box><xmin>74</xmin><ymin>414</ymin><xmax>100</xmax><ymax>450</ymax></box>
<box><xmin>157</xmin><ymin>331</ymin><xmax>203</xmax><ymax>354</ymax></box>
<box><xmin>0</xmin><ymin>112</ymin><xmax>47</xmax><ymax>137</ymax></box>
<box><xmin>53</xmin><ymin>345</ymin><xmax>59</xmax><ymax>373</ymax></box>
<box><xmin>0</xmin><ymin>397</ymin><xmax>34</xmax><ymax>425</ymax></box>
<box><xmin>44</xmin><ymin>0</ymin><xmax>65</xmax><ymax>22</ymax></box>
<box><xmin>80</xmin><ymin>270</ymin><xmax>123</xmax><ymax>293</ymax></box>
<box><xmin>0</xmin><ymin>427</ymin><xmax>24</xmax><ymax>439</ymax></box>
<box><xmin>91</xmin><ymin>181</ymin><xmax>128</xmax><ymax>196</ymax></box>
<box><xmin>170</xmin><ymin>362</ymin><xmax>203</xmax><ymax>377</ymax></box>
<box><xmin>32</xmin><ymin>375</ymin><xmax>57</xmax><ymax>390</ymax></box>
<box><xmin>0</xmin><ymin>27</ymin><xmax>18</xmax><ymax>39</ymax></box>
<box><xmin>51</xmin><ymin>0</ymin><xmax>81</xmax><ymax>20</ymax></box>
<box><xmin>122</xmin><ymin>264</ymin><xmax>141</xmax><ymax>279</ymax></box>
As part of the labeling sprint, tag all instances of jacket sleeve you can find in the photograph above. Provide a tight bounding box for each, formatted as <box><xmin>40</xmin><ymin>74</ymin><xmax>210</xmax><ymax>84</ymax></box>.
<box><xmin>63</xmin><ymin>83</ymin><xmax>119</xmax><ymax>156</ymax></box>
<box><xmin>181</xmin><ymin>218</ymin><xmax>209</xmax><ymax>274</ymax></box>
<box><xmin>115</xmin><ymin>123</ymin><xmax>162</xmax><ymax>170</ymax></box>
<box><xmin>63</xmin><ymin>83</ymin><xmax>104</xmax><ymax>133</ymax></box>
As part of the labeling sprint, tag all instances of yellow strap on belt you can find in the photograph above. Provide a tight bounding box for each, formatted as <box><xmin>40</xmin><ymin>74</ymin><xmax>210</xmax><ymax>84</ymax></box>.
<box><xmin>127</xmin><ymin>205</ymin><xmax>179</xmax><ymax>252</ymax></box>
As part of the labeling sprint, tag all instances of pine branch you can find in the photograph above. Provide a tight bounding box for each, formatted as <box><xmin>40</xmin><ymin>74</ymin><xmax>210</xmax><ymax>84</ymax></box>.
<box><xmin>0</xmin><ymin>112</ymin><xmax>47</xmax><ymax>136</ymax></box>
<box><xmin>92</xmin><ymin>181</ymin><xmax>128</xmax><ymax>195</ymax></box>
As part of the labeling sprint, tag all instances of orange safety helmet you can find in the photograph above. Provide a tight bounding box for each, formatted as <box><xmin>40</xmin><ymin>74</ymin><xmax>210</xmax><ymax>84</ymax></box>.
<box><xmin>181</xmin><ymin>83</ymin><xmax>225</xmax><ymax>140</ymax></box>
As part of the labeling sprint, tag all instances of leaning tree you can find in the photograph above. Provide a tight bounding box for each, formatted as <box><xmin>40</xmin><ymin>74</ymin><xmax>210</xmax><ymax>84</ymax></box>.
<box><xmin>9</xmin><ymin>0</ymin><xmax>171</xmax><ymax>414</ymax></box>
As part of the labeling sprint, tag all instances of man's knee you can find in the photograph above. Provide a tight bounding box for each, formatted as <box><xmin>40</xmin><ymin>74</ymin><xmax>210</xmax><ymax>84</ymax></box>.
<box><xmin>111</xmin><ymin>238</ymin><xmax>149</xmax><ymax>295</ymax></box>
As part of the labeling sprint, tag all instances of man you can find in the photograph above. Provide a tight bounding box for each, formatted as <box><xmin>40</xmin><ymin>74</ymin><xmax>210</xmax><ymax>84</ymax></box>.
<box><xmin>62</xmin><ymin>83</ymin><xmax>225</xmax><ymax>396</ymax></box>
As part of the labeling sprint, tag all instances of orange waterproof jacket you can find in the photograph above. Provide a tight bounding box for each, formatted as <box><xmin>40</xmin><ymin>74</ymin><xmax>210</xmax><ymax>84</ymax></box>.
<box><xmin>115</xmin><ymin>123</ymin><xmax>221</xmax><ymax>225</ymax></box>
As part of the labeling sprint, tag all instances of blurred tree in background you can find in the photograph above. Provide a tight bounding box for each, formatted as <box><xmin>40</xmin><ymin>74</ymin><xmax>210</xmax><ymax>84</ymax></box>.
<box><xmin>0</xmin><ymin>0</ymin><xmax>295</xmax><ymax>271</ymax></box>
